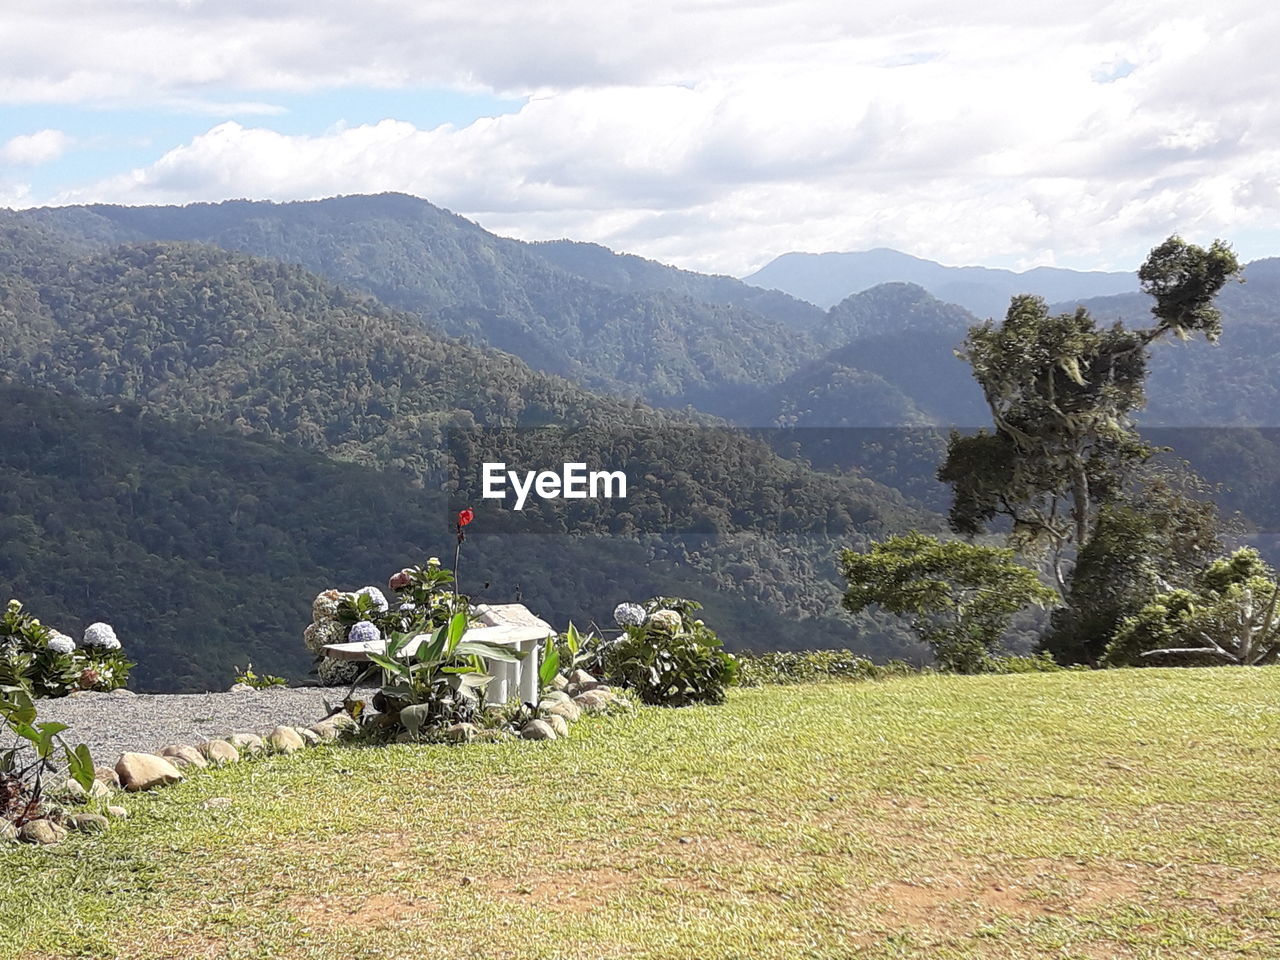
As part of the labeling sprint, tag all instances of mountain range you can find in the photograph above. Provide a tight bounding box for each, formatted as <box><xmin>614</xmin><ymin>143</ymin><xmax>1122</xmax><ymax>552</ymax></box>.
<box><xmin>744</xmin><ymin>247</ymin><xmax>1139</xmax><ymax>316</ymax></box>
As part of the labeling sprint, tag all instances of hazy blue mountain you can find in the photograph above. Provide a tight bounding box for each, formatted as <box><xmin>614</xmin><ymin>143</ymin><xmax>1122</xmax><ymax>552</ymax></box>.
<box><xmin>745</xmin><ymin>247</ymin><xmax>1137</xmax><ymax>316</ymax></box>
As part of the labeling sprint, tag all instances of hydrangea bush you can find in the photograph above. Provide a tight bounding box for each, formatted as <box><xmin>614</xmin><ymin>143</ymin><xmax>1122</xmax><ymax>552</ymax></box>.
<box><xmin>601</xmin><ymin>596</ymin><xmax>739</xmax><ymax>706</ymax></box>
<box><xmin>305</xmin><ymin>559</ymin><xmax>471</xmax><ymax>686</ymax></box>
<box><xmin>0</xmin><ymin>600</ymin><xmax>133</xmax><ymax>698</ymax></box>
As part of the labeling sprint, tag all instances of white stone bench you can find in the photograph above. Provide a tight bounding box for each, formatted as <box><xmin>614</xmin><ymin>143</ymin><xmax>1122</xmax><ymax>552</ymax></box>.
<box><xmin>321</xmin><ymin>603</ymin><xmax>552</xmax><ymax>705</ymax></box>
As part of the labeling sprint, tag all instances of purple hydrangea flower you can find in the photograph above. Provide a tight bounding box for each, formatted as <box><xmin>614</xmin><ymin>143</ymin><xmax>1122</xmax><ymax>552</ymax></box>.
<box><xmin>348</xmin><ymin>621</ymin><xmax>381</xmax><ymax>646</ymax></box>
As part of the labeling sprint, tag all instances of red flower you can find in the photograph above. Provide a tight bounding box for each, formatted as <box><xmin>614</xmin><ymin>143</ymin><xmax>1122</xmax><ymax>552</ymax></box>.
<box><xmin>457</xmin><ymin>508</ymin><xmax>474</xmax><ymax>528</ymax></box>
<box><xmin>388</xmin><ymin>569</ymin><xmax>413</xmax><ymax>591</ymax></box>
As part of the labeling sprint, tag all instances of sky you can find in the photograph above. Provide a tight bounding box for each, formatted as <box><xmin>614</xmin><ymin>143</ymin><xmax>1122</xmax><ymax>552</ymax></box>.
<box><xmin>0</xmin><ymin>1</ymin><xmax>1277</xmax><ymax>277</ymax></box>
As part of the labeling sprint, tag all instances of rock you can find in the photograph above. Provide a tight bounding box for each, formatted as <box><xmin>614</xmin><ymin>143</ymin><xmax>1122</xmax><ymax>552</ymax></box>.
<box><xmin>227</xmin><ymin>733</ymin><xmax>265</xmax><ymax>754</ymax></box>
<box><xmin>159</xmin><ymin>745</ymin><xmax>208</xmax><ymax>770</ymax></box>
<box><xmin>266</xmin><ymin>726</ymin><xmax>305</xmax><ymax>754</ymax></box>
<box><xmin>573</xmin><ymin>690</ymin><xmax>612</xmax><ymax>712</ymax></box>
<box><xmin>541</xmin><ymin>689</ymin><xmax>572</xmax><ymax>705</ymax></box>
<box><xmin>228</xmin><ymin>682</ymin><xmax>255</xmax><ymax>693</ymax></box>
<box><xmin>445</xmin><ymin>722</ymin><xmax>477</xmax><ymax>743</ymax></box>
<box><xmin>94</xmin><ymin>766</ymin><xmax>121</xmax><ymax>789</ymax></box>
<box><xmin>550</xmin><ymin>673</ymin><xmax>570</xmax><ymax>692</ymax></box>
<box><xmin>198</xmin><ymin>740</ymin><xmax>240</xmax><ymax>765</ymax></box>
<box><xmin>546</xmin><ymin>714</ymin><xmax>570</xmax><ymax>738</ymax></box>
<box><xmin>109</xmin><ymin>688</ymin><xmax>137</xmax><ymax>697</ymax></box>
<box><xmin>63</xmin><ymin>777</ymin><xmax>111</xmax><ymax>801</ymax></box>
<box><xmin>520</xmin><ymin>719</ymin><xmax>557</xmax><ymax>741</ymax></box>
<box><xmin>542</xmin><ymin>700</ymin><xmax>582</xmax><ymax>723</ymax></box>
<box><xmin>0</xmin><ymin>820</ymin><xmax>17</xmax><ymax>842</ymax></box>
<box><xmin>308</xmin><ymin>721</ymin><xmax>340</xmax><ymax>741</ymax></box>
<box><xmin>106</xmin><ymin>805</ymin><xmax>129</xmax><ymax>820</ymax></box>
<box><xmin>575</xmin><ymin>680</ymin><xmax>602</xmax><ymax>693</ymax></box>
<box><xmin>117</xmin><ymin>752</ymin><xmax>184</xmax><ymax>792</ymax></box>
<box><xmin>19</xmin><ymin>819</ymin><xmax>66</xmax><ymax>845</ymax></box>
<box><xmin>295</xmin><ymin>727</ymin><xmax>321</xmax><ymax>746</ymax></box>
<box><xmin>568</xmin><ymin>668</ymin><xmax>597</xmax><ymax>687</ymax></box>
<box><xmin>323</xmin><ymin>711</ymin><xmax>359</xmax><ymax>731</ymax></box>
<box><xmin>67</xmin><ymin>813</ymin><xmax>110</xmax><ymax>834</ymax></box>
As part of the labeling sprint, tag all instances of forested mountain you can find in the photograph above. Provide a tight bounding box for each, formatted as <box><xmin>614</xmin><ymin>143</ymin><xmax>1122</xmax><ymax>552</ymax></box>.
<box><xmin>745</xmin><ymin>247</ymin><xmax>1138</xmax><ymax>315</ymax></box>
<box><xmin>526</xmin><ymin>238</ymin><xmax>824</xmax><ymax>328</ymax></box>
<box><xmin>9</xmin><ymin>196</ymin><xmax>982</xmax><ymax>425</ymax></box>
<box><xmin>12</xmin><ymin>196</ymin><xmax>820</xmax><ymax>412</ymax></box>
<box><xmin>0</xmin><ymin>383</ymin><xmax>928</xmax><ymax>690</ymax></box>
<box><xmin>0</xmin><ymin>232</ymin><xmax>936</xmax><ymax>687</ymax></box>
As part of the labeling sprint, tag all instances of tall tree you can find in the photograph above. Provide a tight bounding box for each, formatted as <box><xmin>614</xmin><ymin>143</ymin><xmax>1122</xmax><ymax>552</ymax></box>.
<box><xmin>939</xmin><ymin>236</ymin><xmax>1240</xmax><ymax>597</ymax></box>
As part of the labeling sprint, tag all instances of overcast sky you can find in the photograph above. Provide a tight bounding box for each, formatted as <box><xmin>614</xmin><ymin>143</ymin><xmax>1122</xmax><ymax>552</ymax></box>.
<box><xmin>0</xmin><ymin>1</ymin><xmax>1275</xmax><ymax>276</ymax></box>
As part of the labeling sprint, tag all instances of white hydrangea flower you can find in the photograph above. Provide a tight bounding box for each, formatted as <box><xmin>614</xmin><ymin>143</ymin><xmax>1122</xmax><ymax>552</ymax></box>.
<box><xmin>646</xmin><ymin>609</ymin><xmax>682</xmax><ymax>633</ymax></box>
<box><xmin>83</xmin><ymin>622</ymin><xmax>121</xmax><ymax>651</ymax></box>
<box><xmin>356</xmin><ymin>586</ymin><xmax>389</xmax><ymax>613</ymax></box>
<box><xmin>398</xmin><ymin>602</ymin><xmax>415</xmax><ymax>612</ymax></box>
<box><xmin>46</xmin><ymin>631</ymin><xmax>76</xmax><ymax>655</ymax></box>
<box><xmin>348</xmin><ymin>621</ymin><xmax>381</xmax><ymax>645</ymax></box>
<box><xmin>613</xmin><ymin>602</ymin><xmax>646</xmax><ymax>628</ymax></box>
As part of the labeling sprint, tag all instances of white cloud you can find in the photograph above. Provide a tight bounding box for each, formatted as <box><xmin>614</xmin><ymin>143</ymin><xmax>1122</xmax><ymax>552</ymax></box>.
<box><xmin>1</xmin><ymin>129</ymin><xmax>72</xmax><ymax>166</ymax></box>
<box><xmin>11</xmin><ymin>1</ymin><xmax>1280</xmax><ymax>272</ymax></box>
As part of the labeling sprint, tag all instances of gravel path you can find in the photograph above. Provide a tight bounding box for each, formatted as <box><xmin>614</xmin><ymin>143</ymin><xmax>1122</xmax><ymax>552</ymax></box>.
<box><xmin>16</xmin><ymin>685</ymin><xmax>376</xmax><ymax>769</ymax></box>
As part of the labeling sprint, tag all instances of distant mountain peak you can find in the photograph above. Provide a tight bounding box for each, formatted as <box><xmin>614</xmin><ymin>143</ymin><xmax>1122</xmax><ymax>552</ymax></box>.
<box><xmin>743</xmin><ymin>247</ymin><xmax>1138</xmax><ymax>316</ymax></box>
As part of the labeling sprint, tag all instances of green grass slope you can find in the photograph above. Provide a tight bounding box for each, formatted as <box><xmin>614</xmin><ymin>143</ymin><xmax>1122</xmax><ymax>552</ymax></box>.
<box><xmin>5</xmin><ymin>669</ymin><xmax>1279</xmax><ymax>958</ymax></box>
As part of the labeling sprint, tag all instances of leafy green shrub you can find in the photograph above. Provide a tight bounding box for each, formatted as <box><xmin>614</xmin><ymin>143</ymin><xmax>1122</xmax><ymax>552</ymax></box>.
<box><xmin>601</xmin><ymin>597</ymin><xmax>738</xmax><ymax>706</ymax></box>
<box><xmin>736</xmin><ymin>649</ymin><xmax>880</xmax><ymax>687</ymax></box>
<box><xmin>1103</xmin><ymin>549</ymin><xmax>1280</xmax><ymax>667</ymax></box>
<box><xmin>981</xmin><ymin>652</ymin><xmax>1068</xmax><ymax>674</ymax></box>
<box><xmin>841</xmin><ymin>533</ymin><xmax>1057</xmax><ymax>674</ymax></box>
<box><xmin>233</xmin><ymin>663</ymin><xmax>288</xmax><ymax>689</ymax></box>
<box><xmin>2</xmin><ymin>684</ymin><xmax>95</xmax><ymax>824</ymax></box>
<box><xmin>305</xmin><ymin>559</ymin><xmax>469</xmax><ymax>685</ymax></box>
<box><xmin>0</xmin><ymin>600</ymin><xmax>133</xmax><ymax>698</ymax></box>
<box><xmin>541</xmin><ymin>622</ymin><xmax>603</xmax><ymax>689</ymax></box>
<box><xmin>363</xmin><ymin>612</ymin><xmax>521</xmax><ymax>737</ymax></box>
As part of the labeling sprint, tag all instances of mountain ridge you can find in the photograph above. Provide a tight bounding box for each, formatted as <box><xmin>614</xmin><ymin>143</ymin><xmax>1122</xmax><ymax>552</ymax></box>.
<box><xmin>744</xmin><ymin>247</ymin><xmax>1138</xmax><ymax>315</ymax></box>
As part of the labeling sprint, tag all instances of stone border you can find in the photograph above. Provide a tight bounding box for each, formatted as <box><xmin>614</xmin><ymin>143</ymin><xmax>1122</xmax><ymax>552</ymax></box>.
<box><xmin>5</xmin><ymin>670</ymin><xmax>631</xmax><ymax>846</ymax></box>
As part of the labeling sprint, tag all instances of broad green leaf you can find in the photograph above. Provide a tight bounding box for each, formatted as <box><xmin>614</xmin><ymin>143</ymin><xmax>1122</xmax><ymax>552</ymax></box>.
<box><xmin>399</xmin><ymin>704</ymin><xmax>432</xmax><ymax>738</ymax></box>
<box><xmin>66</xmin><ymin>743</ymin><xmax>94</xmax><ymax>792</ymax></box>
<box><xmin>539</xmin><ymin>643</ymin><xmax>561</xmax><ymax>688</ymax></box>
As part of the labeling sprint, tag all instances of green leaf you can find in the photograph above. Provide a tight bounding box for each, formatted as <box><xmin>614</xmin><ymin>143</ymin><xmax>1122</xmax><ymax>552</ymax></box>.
<box><xmin>454</xmin><ymin>640</ymin><xmax>521</xmax><ymax>662</ymax></box>
<box><xmin>539</xmin><ymin>642</ymin><xmax>561</xmax><ymax>688</ymax></box>
<box><xmin>398</xmin><ymin>704</ymin><xmax>433</xmax><ymax>738</ymax></box>
<box><xmin>366</xmin><ymin>652</ymin><xmax>407</xmax><ymax>676</ymax></box>
<box><xmin>66</xmin><ymin>743</ymin><xmax>94</xmax><ymax>792</ymax></box>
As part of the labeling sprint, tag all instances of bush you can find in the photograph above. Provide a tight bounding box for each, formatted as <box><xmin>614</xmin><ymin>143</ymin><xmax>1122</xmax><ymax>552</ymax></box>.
<box><xmin>0</xmin><ymin>600</ymin><xmax>133</xmax><ymax>698</ymax></box>
<box><xmin>2</xmin><ymin>684</ymin><xmax>96</xmax><ymax>824</ymax></box>
<box><xmin>232</xmin><ymin>663</ymin><xmax>288</xmax><ymax>689</ymax></box>
<box><xmin>981</xmin><ymin>652</ymin><xmax>1068</xmax><ymax>674</ymax></box>
<box><xmin>736</xmin><ymin>650</ymin><xmax>881</xmax><ymax>687</ymax></box>
<box><xmin>601</xmin><ymin>597</ymin><xmax>738</xmax><ymax>706</ymax></box>
<box><xmin>363</xmin><ymin>612</ymin><xmax>522</xmax><ymax>738</ymax></box>
<box><xmin>304</xmin><ymin>558</ymin><xmax>468</xmax><ymax>685</ymax></box>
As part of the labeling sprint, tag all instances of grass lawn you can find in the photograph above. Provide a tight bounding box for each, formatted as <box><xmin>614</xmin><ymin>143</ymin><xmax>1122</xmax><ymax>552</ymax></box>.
<box><xmin>4</xmin><ymin>668</ymin><xmax>1280</xmax><ymax>959</ymax></box>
